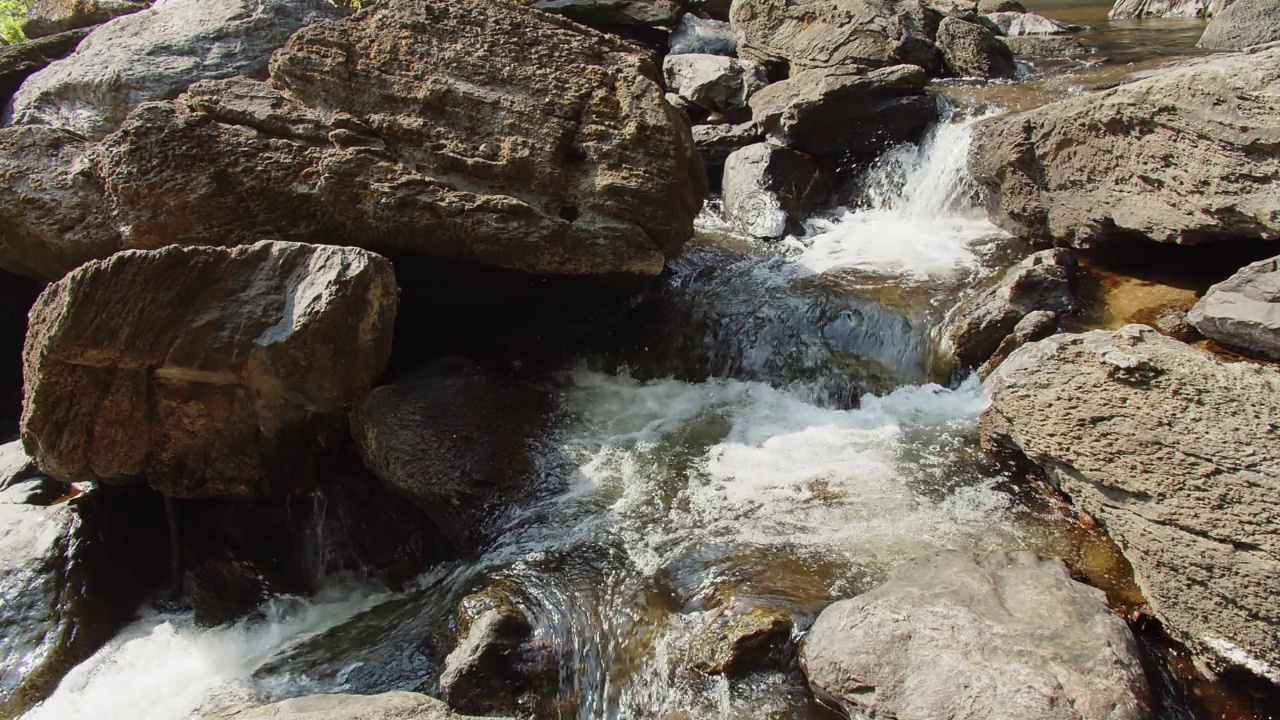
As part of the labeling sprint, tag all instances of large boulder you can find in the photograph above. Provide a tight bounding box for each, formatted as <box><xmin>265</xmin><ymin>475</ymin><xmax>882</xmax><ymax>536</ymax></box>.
<box><xmin>749</xmin><ymin>64</ymin><xmax>938</xmax><ymax>160</ymax></box>
<box><xmin>21</xmin><ymin>0</ymin><xmax>151</xmax><ymax>39</ymax></box>
<box><xmin>530</xmin><ymin>0</ymin><xmax>683</xmax><ymax>28</ymax></box>
<box><xmin>0</xmin><ymin>0</ymin><xmax>708</xmax><ymax>283</ymax></box>
<box><xmin>198</xmin><ymin>692</ymin><xmax>506</xmax><ymax>720</ymax></box>
<box><xmin>801</xmin><ymin>551</ymin><xmax>1148</xmax><ymax>720</ymax></box>
<box><xmin>1187</xmin><ymin>255</ymin><xmax>1280</xmax><ymax>360</ymax></box>
<box><xmin>936</xmin><ymin>16</ymin><xmax>1018</xmax><ymax>79</ymax></box>
<box><xmin>721</xmin><ymin>142</ymin><xmax>823</xmax><ymax>239</ymax></box>
<box><xmin>21</xmin><ymin>241</ymin><xmax>398</xmax><ymax>499</ymax></box>
<box><xmin>1198</xmin><ymin>0</ymin><xmax>1280</xmax><ymax>50</ymax></box>
<box><xmin>7</xmin><ymin>0</ymin><xmax>346</xmax><ymax>139</ymax></box>
<box><xmin>351</xmin><ymin>358</ymin><xmax>551</xmax><ymax>554</ymax></box>
<box><xmin>663</xmin><ymin>54</ymin><xmax>767</xmax><ymax>117</ymax></box>
<box><xmin>668</xmin><ymin>13</ymin><xmax>735</xmax><ymax>56</ymax></box>
<box><xmin>0</xmin><ymin>28</ymin><xmax>89</xmax><ymax>109</ymax></box>
<box><xmin>982</xmin><ymin>325</ymin><xmax>1280</xmax><ymax>680</ymax></box>
<box><xmin>970</xmin><ymin>48</ymin><xmax>1280</xmax><ymax>247</ymax></box>
<box><xmin>1109</xmin><ymin>0</ymin><xmax>1227</xmax><ymax>17</ymax></box>
<box><xmin>730</xmin><ymin>0</ymin><xmax>939</xmax><ymax>73</ymax></box>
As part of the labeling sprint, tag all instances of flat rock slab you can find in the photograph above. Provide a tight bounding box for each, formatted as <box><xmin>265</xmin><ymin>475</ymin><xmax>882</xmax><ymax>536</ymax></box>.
<box><xmin>982</xmin><ymin>325</ymin><xmax>1280</xmax><ymax>681</ymax></box>
<box><xmin>1188</xmin><ymin>255</ymin><xmax>1280</xmax><ymax>360</ymax></box>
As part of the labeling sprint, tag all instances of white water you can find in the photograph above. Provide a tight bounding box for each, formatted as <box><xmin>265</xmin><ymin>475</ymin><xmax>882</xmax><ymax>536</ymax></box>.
<box><xmin>784</xmin><ymin>113</ymin><xmax>1005</xmax><ymax>281</ymax></box>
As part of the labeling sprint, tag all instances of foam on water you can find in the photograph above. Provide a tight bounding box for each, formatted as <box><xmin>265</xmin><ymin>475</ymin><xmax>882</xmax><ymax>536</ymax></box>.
<box><xmin>785</xmin><ymin>113</ymin><xmax>1005</xmax><ymax>281</ymax></box>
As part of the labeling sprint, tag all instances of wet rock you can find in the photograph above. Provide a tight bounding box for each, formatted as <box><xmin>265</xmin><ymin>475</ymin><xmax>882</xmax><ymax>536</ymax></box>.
<box><xmin>198</xmin><ymin>691</ymin><xmax>507</xmax><ymax>720</ymax></box>
<box><xmin>1109</xmin><ymin>0</ymin><xmax>1227</xmax><ymax>18</ymax></box>
<box><xmin>801</xmin><ymin>551</ymin><xmax>1149</xmax><ymax>720</ymax></box>
<box><xmin>0</xmin><ymin>442</ymin><xmax>65</xmax><ymax>505</ymax></box>
<box><xmin>970</xmin><ymin>48</ymin><xmax>1280</xmax><ymax>247</ymax></box>
<box><xmin>351</xmin><ymin>358</ymin><xmax>551</xmax><ymax>555</ymax></box>
<box><xmin>1153</xmin><ymin>307</ymin><xmax>1199</xmax><ymax>343</ymax></box>
<box><xmin>1000</xmin><ymin>34</ymin><xmax>1086</xmax><ymax>57</ymax></box>
<box><xmin>530</xmin><ymin>0</ymin><xmax>683</xmax><ymax>28</ymax></box>
<box><xmin>936</xmin><ymin>16</ymin><xmax>1018</xmax><ymax>79</ymax></box>
<box><xmin>7</xmin><ymin>0</ymin><xmax>345</xmax><ymax>139</ymax></box>
<box><xmin>663</xmin><ymin>54</ymin><xmax>766</xmax><ymax>118</ymax></box>
<box><xmin>722</xmin><ymin>142</ymin><xmax>822</xmax><ymax>239</ymax></box>
<box><xmin>187</xmin><ymin>558</ymin><xmax>298</xmax><ymax>627</ymax></box>
<box><xmin>749</xmin><ymin>64</ymin><xmax>937</xmax><ymax>162</ymax></box>
<box><xmin>977</xmin><ymin>309</ymin><xmax>1058</xmax><ymax>378</ymax></box>
<box><xmin>1198</xmin><ymin>0</ymin><xmax>1280</xmax><ymax>50</ymax></box>
<box><xmin>1187</xmin><ymin>255</ymin><xmax>1280</xmax><ymax>360</ymax></box>
<box><xmin>21</xmin><ymin>0</ymin><xmax>151</xmax><ymax>39</ymax></box>
<box><xmin>668</xmin><ymin>13</ymin><xmax>735</xmax><ymax>56</ymax></box>
<box><xmin>0</xmin><ymin>487</ymin><xmax>166</xmax><ymax>719</ymax></box>
<box><xmin>948</xmin><ymin>249</ymin><xmax>1079</xmax><ymax>369</ymax></box>
<box><xmin>439</xmin><ymin>585</ymin><xmax>540</xmax><ymax>716</ymax></box>
<box><xmin>984</xmin><ymin>10</ymin><xmax>1072</xmax><ymax>34</ymax></box>
<box><xmin>731</xmin><ymin>0</ymin><xmax>939</xmax><ymax>73</ymax></box>
<box><xmin>21</xmin><ymin>241</ymin><xmax>398</xmax><ymax>499</ymax></box>
<box><xmin>692</xmin><ymin>122</ymin><xmax>762</xmax><ymax>189</ymax></box>
<box><xmin>0</xmin><ymin>28</ymin><xmax>89</xmax><ymax>109</ymax></box>
<box><xmin>687</xmin><ymin>605</ymin><xmax>794</xmax><ymax>678</ymax></box>
<box><xmin>982</xmin><ymin>325</ymin><xmax>1280</xmax><ymax>681</ymax></box>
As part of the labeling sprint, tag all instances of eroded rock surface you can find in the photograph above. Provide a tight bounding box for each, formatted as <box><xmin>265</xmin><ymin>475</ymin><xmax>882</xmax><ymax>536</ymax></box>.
<box><xmin>0</xmin><ymin>28</ymin><xmax>89</xmax><ymax>109</ymax></box>
<box><xmin>722</xmin><ymin>142</ymin><xmax>822</xmax><ymax>239</ymax></box>
<box><xmin>21</xmin><ymin>0</ymin><xmax>151</xmax><ymax>39</ymax></box>
<box><xmin>531</xmin><ymin>0</ymin><xmax>683</xmax><ymax>28</ymax></box>
<box><xmin>199</xmin><ymin>692</ymin><xmax>507</xmax><ymax>720</ymax></box>
<box><xmin>982</xmin><ymin>325</ymin><xmax>1280</xmax><ymax>681</ymax></box>
<box><xmin>663</xmin><ymin>54</ymin><xmax>766</xmax><ymax>117</ymax></box>
<box><xmin>1198</xmin><ymin>0</ymin><xmax>1280</xmax><ymax>49</ymax></box>
<box><xmin>1109</xmin><ymin>0</ymin><xmax>1226</xmax><ymax>17</ymax></box>
<box><xmin>937</xmin><ymin>16</ymin><xmax>1018</xmax><ymax>79</ymax></box>
<box><xmin>1188</xmin><ymin>255</ymin><xmax>1280</xmax><ymax>360</ymax></box>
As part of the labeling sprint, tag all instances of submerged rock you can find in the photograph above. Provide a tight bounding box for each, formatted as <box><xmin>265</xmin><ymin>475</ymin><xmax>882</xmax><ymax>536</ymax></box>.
<box><xmin>21</xmin><ymin>241</ymin><xmax>398</xmax><ymax>499</ymax></box>
<box><xmin>1197</xmin><ymin>0</ymin><xmax>1280</xmax><ymax>50</ymax></box>
<box><xmin>970</xmin><ymin>48</ymin><xmax>1280</xmax><ymax>247</ymax></box>
<box><xmin>7</xmin><ymin>0</ymin><xmax>345</xmax><ymax>139</ymax></box>
<box><xmin>982</xmin><ymin>325</ymin><xmax>1280</xmax><ymax>681</ymax></box>
<box><xmin>801</xmin><ymin>551</ymin><xmax>1149</xmax><ymax>720</ymax></box>
<box><xmin>351</xmin><ymin>358</ymin><xmax>551</xmax><ymax>555</ymax></box>
<box><xmin>1187</xmin><ymin>255</ymin><xmax>1280</xmax><ymax>360</ymax></box>
<box><xmin>439</xmin><ymin>584</ymin><xmax>543</xmax><ymax>716</ymax></box>
<box><xmin>199</xmin><ymin>691</ymin><xmax>507</xmax><ymax>720</ymax></box>
<box><xmin>721</xmin><ymin>142</ymin><xmax>822</xmax><ymax>239</ymax></box>
<box><xmin>663</xmin><ymin>54</ymin><xmax>767</xmax><ymax>117</ymax></box>
<box><xmin>936</xmin><ymin>16</ymin><xmax>1018</xmax><ymax>79</ymax></box>
<box><xmin>687</xmin><ymin>605</ymin><xmax>794</xmax><ymax>678</ymax></box>
<box><xmin>0</xmin><ymin>28</ymin><xmax>89</xmax><ymax>109</ymax></box>
<box><xmin>21</xmin><ymin>0</ymin><xmax>151</xmax><ymax>39</ymax></box>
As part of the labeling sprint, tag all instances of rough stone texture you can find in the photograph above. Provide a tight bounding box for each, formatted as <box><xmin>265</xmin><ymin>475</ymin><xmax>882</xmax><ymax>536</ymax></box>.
<box><xmin>199</xmin><ymin>692</ymin><xmax>506</xmax><ymax>720</ymax></box>
<box><xmin>1198</xmin><ymin>0</ymin><xmax>1280</xmax><ymax>49</ymax></box>
<box><xmin>21</xmin><ymin>241</ymin><xmax>398</xmax><ymax>499</ymax></box>
<box><xmin>21</xmin><ymin>0</ymin><xmax>151</xmax><ymax>39</ymax></box>
<box><xmin>1187</xmin><ymin>255</ymin><xmax>1280</xmax><ymax>360</ymax></box>
<box><xmin>982</xmin><ymin>325</ymin><xmax>1280</xmax><ymax>681</ymax></box>
<box><xmin>668</xmin><ymin>13</ymin><xmax>735</xmax><ymax>55</ymax></box>
<box><xmin>1001</xmin><ymin>34</ymin><xmax>1085</xmax><ymax>57</ymax></box>
<box><xmin>663</xmin><ymin>54</ymin><xmax>766</xmax><ymax>116</ymax></box>
<box><xmin>692</xmin><ymin>121</ymin><xmax>761</xmax><ymax>188</ymax></box>
<box><xmin>948</xmin><ymin>249</ymin><xmax>1078</xmax><ymax>369</ymax></box>
<box><xmin>731</xmin><ymin>0</ymin><xmax>940</xmax><ymax>73</ymax></box>
<box><xmin>7</xmin><ymin>0</ymin><xmax>346</xmax><ymax>139</ymax></box>
<box><xmin>351</xmin><ymin>358</ymin><xmax>551</xmax><ymax>554</ymax></box>
<box><xmin>978</xmin><ymin>0</ymin><xmax>1026</xmax><ymax>11</ymax></box>
<box><xmin>722</xmin><ymin>142</ymin><xmax>822</xmax><ymax>239</ymax></box>
<box><xmin>985</xmin><ymin>11</ymin><xmax>1071</xmax><ymax>35</ymax></box>
<box><xmin>977</xmin><ymin>309</ymin><xmax>1058</xmax><ymax>378</ymax></box>
<box><xmin>0</xmin><ymin>28</ymin><xmax>89</xmax><ymax>110</ymax></box>
<box><xmin>1109</xmin><ymin>0</ymin><xmax>1228</xmax><ymax>17</ymax></box>
<box><xmin>439</xmin><ymin>586</ymin><xmax>539</xmax><ymax>717</ymax></box>
<box><xmin>749</xmin><ymin>64</ymin><xmax>937</xmax><ymax>160</ymax></box>
<box><xmin>687</xmin><ymin>605</ymin><xmax>794</xmax><ymax>678</ymax></box>
<box><xmin>0</xmin><ymin>487</ymin><xmax>165</xmax><ymax>720</ymax></box>
<box><xmin>970</xmin><ymin>47</ymin><xmax>1280</xmax><ymax>247</ymax></box>
<box><xmin>801</xmin><ymin>551</ymin><xmax>1149</xmax><ymax>720</ymax></box>
<box><xmin>531</xmin><ymin>0</ymin><xmax>683</xmax><ymax>27</ymax></box>
<box><xmin>937</xmin><ymin>16</ymin><xmax>1018</xmax><ymax>79</ymax></box>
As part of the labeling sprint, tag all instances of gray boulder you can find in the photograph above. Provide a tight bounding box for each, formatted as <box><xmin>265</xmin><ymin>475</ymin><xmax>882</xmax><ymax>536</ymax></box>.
<box><xmin>530</xmin><ymin>0</ymin><xmax>683</xmax><ymax>27</ymax></box>
<box><xmin>668</xmin><ymin>13</ymin><xmax>735</xmax><ymax>55</ymax></box>
<box><xmin>1109</xmin><ymin>0</ymin><xmax>1227</xmax><ymax>17</ymax></box>
<box><xmin>970</xmin><ymin>47</ymin><xmax>1280</xmax><ymax>247</ymax></box>
<box><xmin>0</xmin><ymin>28</ymin><xmax>89</xmax><ymax>109</ymax></box>
<box><xmin>1198</xmin><ymin>0</ymin><xmax>1280</xmax><ymax>49</ymax></box>
<box><xmin>722</xmin><ymin>142</ymin><xmax>822</xmax><ymax>239</ymax></box>
<box><xmin>984</xmin><ymin>10</ymin><xmax>1072</xmax><ymax>34</ymax></box>
<box><xmin>937</xmin><ymin>16</ymin><xmax>1018</xmax><ymax>79</ymax></box>
<box><xmin>7</xmin><ymin>0</ymin><xmax>345</xmax><ymax>139</ymax></box>
<box><xmin>947</xmin><ymin>249</ymin><xmax>1079</xmax><ymax>369</ymax></box>
<box><xmin>351</xmin><ymin>358</ymin><xmax>551</xmax><ymax>554</ymax></box>
<box><xmin>21</xmin><ymin>0</ymin><xmax>151</xmax><ymax>39</ymax></box>
<box><xmin>982</xmin><ymin>325</ymin><xmax>1280</xmax><ymax>680</ymax></box>
<box><xmin>198</xmin><ymin>692</ymin><xmax>506</xmax><ymax>720</ymax></box>
<box><xmin>749</xmin><ymin>64</ymin><xmax>938</xmax><ymax>160</ymax></box>
<box><xmin>1187</xmin><ymin>255</ymin><xmax>1280</xmax><ymax>360</ymax></box>
<box><xmin>21</xmin><ymin>241</ymin><xmax>398</xmax><ymax>499</ymax></box>
<box><xmin>692</xmin><ymin>121</ymin><xmax>762</xmax><ymax>188</ymax></box>
<box><xmin>801</xmin><ymin>551</ymin><xmax>1149</xmax><ymax>720</ymax></box>
<box><xmin>663</xmin><ymin>54</ymin><xmax>767</xmax><ymax>117</ymax></box>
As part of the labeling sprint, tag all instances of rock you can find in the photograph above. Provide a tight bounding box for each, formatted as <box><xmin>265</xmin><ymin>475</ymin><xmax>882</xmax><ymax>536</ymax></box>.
<box><xmin>663</xmin><ymin>54</ymin><xmax>766</xmax><ymax>117</ymax></box>
<box><xmin>1000</xmin><ymin>34</ymin><xmax>1086</xmax><ymax>57</ymax></box>
<box><xmin>1154</xmin><ymin>307</ymin><xmax>1199</xmax><ymax>343</ymax></box>
<box><xmin>21</xmin><ymin>0</ymin><xmax>151</xmax><ymax>39</ymax></box>
<box><xmin>351</xmin><ymin>358</ymin><xmax>551</xmax><ymax>554</ymax></box>
<box><xmin>721</xmin><ymin>143</ymin><xmax>822</xmax><ymax>239</ymax></box>
<box><xmin>749</xmin><ymin>64</ymin><xmax>938</xmax><ymax>161</ymax></box>
<box><xmin>687</xmin><ymin>0</ymin><xmax>732</xmax><ymax>20</ymax></box>
<box><xmin>1</xmin><ymin>0</ymin><xmax>708</xmax><ymax>284</ymax></box>
<box><xmin>1187</xmin><ymin>255</ymin><xmax>1280</xmax><ymax>360</ymax></box>
<box><xmin>21</xmin><ymin>241</ymin><xmax>398</xmax><ymax>499</ymax></box>
<box><xmin>0</xmin><ymin>487</ymin><xmax>166</xmax><ymax>719</ymax></box>
<box><xmin>948</xmin><ymin>249</ymin><xmax>1079</xmax><ymax>369</ymax></box>
<box><xmin>977</xmin><ymin>309</ymin><xmax>1058</xmax><ymax>378</ymax></box>
<box><xmin>1109</xmin><ymin>0</ymin><xmax>1227</xmax><ymax>18</ymax></box>
<box><xmin>970</xmin><ymin>48</ymin><xmax>1280</xmax><ymax>247</ymax></box>
<box><xmin>7</xmin><ymin>0</ymin><xmax>346</xmax><ymax>140</ymax></box>
<box><xmin>1198</xmin><ymin>0</ymin><xmax>1280</xmax><ymax>50</ymax></box>
<box><xmin>731</xmin><ymin>0</ymin><xmax>939</xmax><ymax>73</ymax></box>
<box><xmin>984</xmin><ymin>10</ymin><xmax>1072</xmax><ymax>34</ymax></box>
<box><xmin>187</xmin><ymin>558</ymin><xmax>298</xmax><ymax>627</ymax></box>
<box><xmin>981</xmin><ymin>325</ymin><xmax>1280</xmax><ymax>681</ymax></box>
<box><xmin>530</xmin><ymin>0</ymin><xmax>683</xmax><ymax>27</ymax></box>
<box><xmin>0</xmin><ymin>28</ymin><xmax>89</xmax><ymax>110</ymax></box>
<box><xmin>0</xmin><ymin>443</ymin><xmax>55</xmax><ymax>504</ymax></box>
<box><xmin>198</xmin><ymin>692</ymin><xmax>507</xmax><ymax>720</ymax></box>
<box><xmin>978</xmin><ymin>0</ymin><xmax>1026</xmax><ymax>11</ymax></box>
<box><xmin>692</xmin><ymin>122</ymin><xmax>762</xmax><ymax>189</ymax></box>
<box><xmin>801</xmin><ymin>551</ymin><xmax>1149</xmax><ymax>720</ymax></box>
<box><xmin>687</xmin><ymin>605</ymin><xmax>794</xmax><ymax>678</ymax></box>
<box><xmin>439</xmin><ymin>585</ymin><xmax>539</xmax><ymax>716</ymax></box>
<box><xmin>936</xmin><ymin>16</ymin><xmax>1018</xmax><ymax>79</ymax></box>
<box><xmin>668</xmin><ymin>13</ymin><xmax>735</xmax><ymax>55</ymax></box>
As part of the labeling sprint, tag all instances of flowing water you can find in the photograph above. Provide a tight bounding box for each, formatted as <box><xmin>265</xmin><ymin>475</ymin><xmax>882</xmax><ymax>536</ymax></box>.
<box><xmin>19</xmin><ymin>3</ymin><xmax>1275</xmax><ymax>719</ymax></box>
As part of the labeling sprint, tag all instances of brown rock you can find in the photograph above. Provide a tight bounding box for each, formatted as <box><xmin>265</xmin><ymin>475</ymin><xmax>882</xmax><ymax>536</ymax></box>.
<box><xmin>21</xmin><ymin>0</ymin><xmax>151</xmax><ymax>39</ymax></box>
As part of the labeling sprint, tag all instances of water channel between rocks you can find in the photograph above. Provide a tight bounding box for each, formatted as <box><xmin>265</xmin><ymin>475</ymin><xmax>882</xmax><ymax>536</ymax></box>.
<box><xmin>18</xmin><ymin>3</ymin><xmax>1269</xmax><ymax>719</ymax></box>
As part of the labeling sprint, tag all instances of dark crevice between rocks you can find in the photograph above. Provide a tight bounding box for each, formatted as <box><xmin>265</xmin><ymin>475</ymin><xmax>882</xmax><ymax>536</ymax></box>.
<box><xmin>1</xmin><ymin>271</ymin><xmax>44</xmax><ymax>442</ymax></box>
